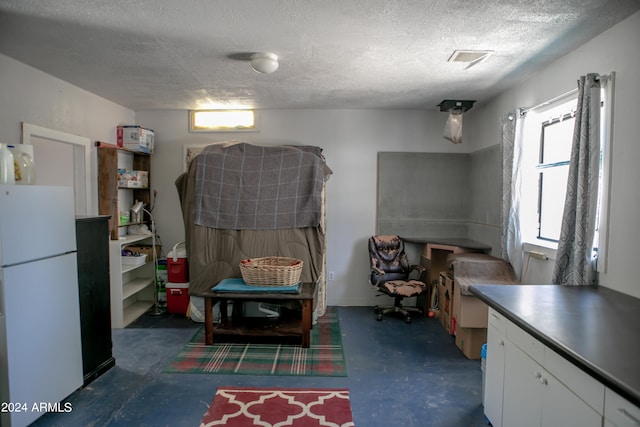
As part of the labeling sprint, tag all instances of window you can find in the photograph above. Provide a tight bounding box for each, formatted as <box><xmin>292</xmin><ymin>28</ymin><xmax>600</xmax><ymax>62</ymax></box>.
<box><xmin>189</xmin><ymin>110</ymin><xmax>257</xmax><ymax>132</ymax></box>
<box><xmin>536</xmin><ymin>112</ymin><xmax>574</xmax><ymax>241</ymax></box>
<box><xmin>520</xmin><ymin>97</ymin><xmax>578</xmax><ymax>247</ymax></box>
<box><xmin>518</xmin><ymin>78</ymin><xmax>612</xmax><ymax>271</ymax></box>
<box><xmin>507</xmin><ymin>73</ymin><xmax>614</xmax><ymax>278</ymax></box>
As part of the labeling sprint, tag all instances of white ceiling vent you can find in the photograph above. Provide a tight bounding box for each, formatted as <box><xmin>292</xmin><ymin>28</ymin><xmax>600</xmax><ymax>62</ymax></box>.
<box><xmin>448</xmin><ymin>50</ymin><xmax>494</xmax><ymax>69</ymax></box>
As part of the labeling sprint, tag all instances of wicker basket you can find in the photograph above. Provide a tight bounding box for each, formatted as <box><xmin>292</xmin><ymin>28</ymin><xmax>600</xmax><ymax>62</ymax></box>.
<box><xmin>239</xmin><ymin>256</ymin><xmax>303</xmax><ymax>286</ymax></box>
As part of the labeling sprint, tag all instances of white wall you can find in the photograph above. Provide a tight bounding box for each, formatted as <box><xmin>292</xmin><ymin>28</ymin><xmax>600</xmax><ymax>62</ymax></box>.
<box><xmin>135</xmin><ymin>109</ymin><xmax>470</xmax><ymax>306</ymax></box>
<box><xmin>467</xmin><ymin>10</ymin><xmax>640</xmax><ymax>298</ymax></box>
<box><xmin>0</xmin><ymin>53</ymin><xmax>135</xmax><ymax>214</ymax></box>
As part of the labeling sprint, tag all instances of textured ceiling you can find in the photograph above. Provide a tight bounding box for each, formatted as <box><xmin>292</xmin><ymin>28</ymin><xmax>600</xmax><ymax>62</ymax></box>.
<box><xmin>1</xmin><ymin>0</ymin><xmax>639</xmax><ymax>111</ymax></box>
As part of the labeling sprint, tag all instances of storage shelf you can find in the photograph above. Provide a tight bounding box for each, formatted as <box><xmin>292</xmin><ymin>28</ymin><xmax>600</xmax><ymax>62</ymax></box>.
<box><xmin>100</xmin><ymin>144</ymin><xmax>154</xmax><ymax>328</ymax></box>
<box><xmin>214</xmin><ymin>317</ymin><xmax>303</xmax><ymax>337</ymax></box>
<box><xmin>97</xmin><ymin>143</ymin><xmax>151</xmax><ymax>241</ymax></box>
<box><xmin>118</xmin><ymin>221</ymin><xmax>146</xmax><ymax>228</ymax></box>
<box><xmin>122</xmin><ymin>301</ymin><xmax>154</xmax><ymax>327</ymax></box>
<box><xmin>122</xmin><ymin>260</ymin><xmax>149</xmax><ymax>274</ymax></box>
<box><xmin>117</xmin><ymin>234</ymin><xmax>153</xmax><ymax>246</ymax></box>
<box><xmin>122</xmin><ymin>278</ymin><xmax>154</xmax><ymax>300</ymax></box>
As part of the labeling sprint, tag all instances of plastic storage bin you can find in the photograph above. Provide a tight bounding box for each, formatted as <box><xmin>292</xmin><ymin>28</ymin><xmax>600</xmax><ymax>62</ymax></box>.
<box><xmin>481</xmin><ymin>343</ymin><xmax>487</xmax><ymax>404</ymax></box>
<box><xmin>167</xmin><ymin>282</ymin><xmax>189</xmax><ymax>315</ymax></box>
<box><xmin>167</xmin><ymin>242</ymin><xmax>188</xmax><ymax>283</ymax></box>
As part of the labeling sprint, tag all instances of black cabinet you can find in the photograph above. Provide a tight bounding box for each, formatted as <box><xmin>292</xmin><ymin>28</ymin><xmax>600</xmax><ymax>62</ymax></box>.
<box><xmin>75</xmin><ymin>215</ymin><xmax>115</xmax><ymax>386</ymax></box>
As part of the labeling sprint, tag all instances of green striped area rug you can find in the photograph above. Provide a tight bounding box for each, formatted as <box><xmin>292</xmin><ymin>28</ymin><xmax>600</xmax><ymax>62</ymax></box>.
<box><xmin>163</xmin><ymin>307</ymin><xmax>346</xmax><ymax>376</ymax></box>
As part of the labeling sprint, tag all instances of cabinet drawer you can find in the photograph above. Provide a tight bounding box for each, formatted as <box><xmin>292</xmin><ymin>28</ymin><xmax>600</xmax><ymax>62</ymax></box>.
<box><xmin>506</xmin><ymin>320</ymin><xmax>544</xmax><ymax>364</ymax></box>
<box><xmin>488</xmin><ymin>307</ymin><xmax>507</xmax><ymax>335</ymax></box>
<box><xmin>605</xmin><ymin>388</ymin><xmax>640</xmax><ymax>426</ymax></box>
<box><xmin>544</xmin><ymin>347</ymin><xmax>604</xmax><ymax>414</ymax></box>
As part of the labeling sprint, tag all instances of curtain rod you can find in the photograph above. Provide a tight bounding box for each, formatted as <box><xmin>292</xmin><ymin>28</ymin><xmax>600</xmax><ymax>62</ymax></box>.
<box><xmin>521</xmin><ymin>73</ymin><xmax>608</xmax><ymax>116</ymax></box>
<box><xmin>521</xmin><ymin>88</ymin><xmax>578</xmax><ymax>115</ymax></box>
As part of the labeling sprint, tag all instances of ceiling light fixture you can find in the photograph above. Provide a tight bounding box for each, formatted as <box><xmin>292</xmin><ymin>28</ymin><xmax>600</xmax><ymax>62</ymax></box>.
<box><xmin>438</xmin><ymin>100</ymin><xmax>476</xmax><ymax>145</ymax></box>
<box><xmin>250</xmin><ymin>52</ymin><xmax>279</xmax><ymax>74</ymax></box>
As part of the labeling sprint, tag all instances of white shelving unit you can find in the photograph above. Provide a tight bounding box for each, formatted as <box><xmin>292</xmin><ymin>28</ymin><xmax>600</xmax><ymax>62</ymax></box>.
<box><xmin>109</xmin><ymin>234</ymin><xmax>155</xmax><ymax>328</ymax></box>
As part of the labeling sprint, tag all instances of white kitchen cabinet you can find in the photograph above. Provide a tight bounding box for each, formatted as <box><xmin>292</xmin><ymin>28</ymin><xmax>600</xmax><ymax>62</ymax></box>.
<box><xmin>486</xmin><ymin>313</ymin><xmax>604</xmax><ymax>427</ymax></box>
<box><xmin>109</xmin><ymin>234</ymin><xmax>155</xmax><ymax>328</ymax></box>
<box><xmin>484</xmin><ymin>308</ymin><xmax>507</xmax><ymax>427</ymax></box>
<box><xmin>604</xmin><ymin>387</ymin><xmax>640</xmax><ymax>427</ymax></box>
<box><xmin>502</xmin><ymin>339</ymin><xmax>543</xmax><ymax>427</ymax></box>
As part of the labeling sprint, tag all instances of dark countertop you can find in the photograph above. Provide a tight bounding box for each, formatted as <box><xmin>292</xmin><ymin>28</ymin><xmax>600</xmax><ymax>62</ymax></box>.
<box><xmin>402</xmin><ymin>237</ymin><xmax>491</xmax><ymax>251</ymax></box>
<box><xmin>470</xmin><ymin>284</ymin><xmax>640</xmax><ymax>407</ymax></box>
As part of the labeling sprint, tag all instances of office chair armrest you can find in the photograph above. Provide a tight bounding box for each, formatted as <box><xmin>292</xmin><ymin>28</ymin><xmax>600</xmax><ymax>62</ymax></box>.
<box><xmin>371</xmin><ymin>266</ymin><xmax>385</xmax><ymax>276</ymax></box>
<box><xmin>410</xmin><ymin>264</ymin><xmax>426</xmax><ymax>274</ymax></box>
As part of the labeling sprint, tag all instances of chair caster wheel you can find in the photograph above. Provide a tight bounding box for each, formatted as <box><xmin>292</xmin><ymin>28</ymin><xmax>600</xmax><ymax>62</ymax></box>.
<box><xmin>374</xmin><ymin>305</ymin><xmax>380</xmax><ymax>314</ymax></box>
<box><xmin>376</xmin><ymin>314</ymin><xmax>383</xmax><ymax>321</ymax></box>
<box><xmin>405</xmin><ymin>316</ymin><xmax>412</xmax><ymax>324</ymax></box>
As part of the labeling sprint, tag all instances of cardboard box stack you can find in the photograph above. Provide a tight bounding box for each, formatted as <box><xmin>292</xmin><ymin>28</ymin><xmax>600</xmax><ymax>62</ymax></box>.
<box><xmin>438</xmin><ymin>253</ymin><xmax>517</xmax><ymax>359</ymax></box>
<box><xmin>438</xmin><ymin>271</ymin><xmax>454</xmax><ymax>333</ymax></box>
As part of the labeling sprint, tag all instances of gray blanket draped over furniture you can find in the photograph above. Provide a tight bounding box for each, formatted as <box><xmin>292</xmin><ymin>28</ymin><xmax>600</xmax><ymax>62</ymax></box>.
<box><xmin>176</xmin><ymin>142</ymin><xmax>331</xmax><ymax>317</ymax></box>
<box><xmin>193</xmin><ymin>143</ymin><xmax>328</xmax><ymax>230</ymax></box>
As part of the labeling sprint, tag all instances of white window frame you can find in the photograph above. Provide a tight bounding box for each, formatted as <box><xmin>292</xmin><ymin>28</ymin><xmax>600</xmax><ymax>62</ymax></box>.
<box><xmin>188</xmin><ymin>110</ymin><xmax>258</xmax><ymax>132</ymax></box>
<box><xmin>519</xmin><ymin>95</ymin><xmax>578</xmax><ymax>249</ymax></box>
<box><xmin>536</xmin><ymin>110</ymin><xmax>575</xmax><ymax>243</ymax></box>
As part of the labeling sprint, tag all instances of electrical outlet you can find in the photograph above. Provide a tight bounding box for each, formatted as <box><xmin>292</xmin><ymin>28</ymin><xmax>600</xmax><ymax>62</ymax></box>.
<box><xmin>328</xmin><ymin>271</ymin><xmax>335</xmax><ymax>280</ymax></box>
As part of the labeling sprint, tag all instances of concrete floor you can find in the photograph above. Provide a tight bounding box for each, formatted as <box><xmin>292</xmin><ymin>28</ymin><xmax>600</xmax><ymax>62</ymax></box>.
<box><xmin>32</xmin><ymin>306</ymin><xmax>487</xmax><ymax>426</ymax></box>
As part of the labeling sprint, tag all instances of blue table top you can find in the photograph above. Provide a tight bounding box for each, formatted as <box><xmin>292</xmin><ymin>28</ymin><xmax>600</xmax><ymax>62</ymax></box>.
<box><xmin>212</xmin><ymin>278</ymin><xmax>301</xmax><ymax>293</ymax></box>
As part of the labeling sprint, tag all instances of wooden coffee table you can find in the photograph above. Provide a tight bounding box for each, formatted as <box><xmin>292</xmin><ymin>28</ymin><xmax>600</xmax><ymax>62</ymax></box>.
<box><xmin>198</xmin><ymin>282</ymin><xmax>316</xmax><ymax>348</ymax></box>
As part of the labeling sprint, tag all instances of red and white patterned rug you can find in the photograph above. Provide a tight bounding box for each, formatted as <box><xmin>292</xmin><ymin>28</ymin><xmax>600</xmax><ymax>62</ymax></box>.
<box><xmin>200</xmin><ymin>387</ymin><xmax>355</xmax><ymax>427</ymax></box>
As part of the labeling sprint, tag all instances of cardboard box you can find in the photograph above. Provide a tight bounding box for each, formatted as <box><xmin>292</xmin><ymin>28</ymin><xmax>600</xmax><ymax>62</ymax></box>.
<box><xmin>455</xmin><ymin>326</ymin><xmax>487</xmax><ymax>359</ymax></box>
<box><xmin>438</xmin><ymin>272</ymin><xmax>454</xmax><ymax>334</ymax></box>
<box><xmin>117</xmin><ymin>169</ymin><xmax>149</xmax><ymax>188</ymax></box>
<box><xmin>124</xmin><ymin>244</ymin><xmax>161</xmax><ymax>260</ymax></box>
<box><xmin>117</xmin><ymin>125</ymin><xmax>154</xmax><ymax>153</ymax></box>
<box><xmin>453</xmin><ymin>282</ymin><xmax>489</xmax><ymax>328</ymax></box>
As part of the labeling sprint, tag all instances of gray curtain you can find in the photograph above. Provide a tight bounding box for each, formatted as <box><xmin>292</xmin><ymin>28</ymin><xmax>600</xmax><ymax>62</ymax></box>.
<box><xmin>553</xmin><ymin>74</ymin><xmax>601</xmax><ymax>286</ymax></box>
<box><xmin>501</xmin><ymin>109</ymin><xmax>524</xmax><ymax>280</ymax></box>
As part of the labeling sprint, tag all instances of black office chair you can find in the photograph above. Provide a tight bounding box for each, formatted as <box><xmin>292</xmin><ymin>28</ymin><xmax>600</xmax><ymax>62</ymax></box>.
<box><xmin>368</xmin><ymin>235</ymin><xmax>428</xmax><ymax>323</ymax></box>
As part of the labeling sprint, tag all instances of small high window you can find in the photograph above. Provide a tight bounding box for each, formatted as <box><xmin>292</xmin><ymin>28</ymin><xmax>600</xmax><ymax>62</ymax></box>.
<box><xmin>189</xmin><ymin>110</ymin><xmax>257</xmax><ymax>132</ymax></box>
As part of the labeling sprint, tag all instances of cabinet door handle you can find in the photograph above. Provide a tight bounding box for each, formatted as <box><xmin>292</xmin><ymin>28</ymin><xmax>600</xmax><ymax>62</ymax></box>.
<box><xmin>540</xmin><ymin>377</ymin><xmax>548</xmax><ymax>386</ymax></box>
<box><xmin>617</xmin><ymin>408</ymin><xmax>640</xmax><ymax>425</ymax></box>
<box><xmin>498</xmin><ymin>339</ymin><xmax>505</xmax><ymax>346</ymax></box>
<box><xmin>535</xmin><ymin>371</ymin><xmax>542</xmax><ymax>380</ymax></box>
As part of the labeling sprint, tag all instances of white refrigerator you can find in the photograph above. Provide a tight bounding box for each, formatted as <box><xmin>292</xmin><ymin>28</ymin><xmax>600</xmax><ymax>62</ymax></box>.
<box><xmin>0</xmin><ymin>185</ymin><xmax>83</xmax><ymax>427</ymax></box>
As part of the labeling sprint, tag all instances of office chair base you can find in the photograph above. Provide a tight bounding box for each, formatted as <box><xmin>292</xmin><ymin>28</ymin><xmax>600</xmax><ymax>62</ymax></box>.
<box><xmin>374</xmin><ymin>299</ymin><xmax>422</xmax><ymax>324</ymax></box>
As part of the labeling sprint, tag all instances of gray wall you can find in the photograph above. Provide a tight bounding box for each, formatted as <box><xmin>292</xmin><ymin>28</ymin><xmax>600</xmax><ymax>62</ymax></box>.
<box><xmin>467</xmin><ymin>144</ymin><xmax>502</xmax><ymax>255</ymax></box>
<box><xmin>377</xmin><ymin>152</ymin><xmax>471</xmax><ymax>239</ymax></box>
